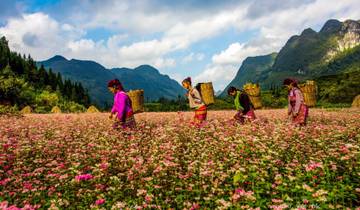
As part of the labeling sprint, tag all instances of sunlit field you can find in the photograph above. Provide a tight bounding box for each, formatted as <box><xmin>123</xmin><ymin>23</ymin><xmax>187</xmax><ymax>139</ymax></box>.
<box><xmin>1</xmin><ymin>109</ymin><xmax>359</xmax><ymax>209</ymax></box>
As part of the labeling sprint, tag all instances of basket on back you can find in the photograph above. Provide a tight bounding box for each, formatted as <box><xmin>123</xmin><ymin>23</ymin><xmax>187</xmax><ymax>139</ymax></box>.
<box><xmin>196</xmin><ymin>82</ymin><xmax>215</xmax><ymax>105</ymax></box>
<box><xmin>243</xmin><ymin>83</ymin><xmax>262</xmax><ymax>109</ymax></box>
<box><xmin>127</xmin><ymin>89</ymin><xmax>144</xmax><ymax>113</ymax></box>
<box><xmin>352</xmin><ymin>95</ymin><xmax>360</xmax><ymax>108</ymax></box>
<box><xmin>299</xmin><ymin>80</ymin><xmax>316</xmax><ymax>107</ymax></box>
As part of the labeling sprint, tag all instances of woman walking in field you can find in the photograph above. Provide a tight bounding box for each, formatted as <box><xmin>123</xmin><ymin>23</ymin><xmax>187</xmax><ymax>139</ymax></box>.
<box><xmin>108</xmin><ymin>79</ymin><xmax>136</xmax><ymax>129</ymax></box>
<box><xmin>182</xmin><ymin>77</ymin><xmax>207</xmax><ymax>125</ymax></box>
<box><xmin>283</xmin><ymin>78</ymin><xmax>309</xmax><ymax>126</ymax></box>
<box><xmin>227</xmin><ymin>86</ymin><xmax>256</xmax><ymax>123</ymax></box>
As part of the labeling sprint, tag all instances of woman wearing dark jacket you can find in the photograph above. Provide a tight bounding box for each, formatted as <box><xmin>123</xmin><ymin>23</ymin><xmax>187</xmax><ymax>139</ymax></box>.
<box><xmin>227</xmin><ymin>86</ymin><xmax>256</xmax><ymax>123</ymax></box>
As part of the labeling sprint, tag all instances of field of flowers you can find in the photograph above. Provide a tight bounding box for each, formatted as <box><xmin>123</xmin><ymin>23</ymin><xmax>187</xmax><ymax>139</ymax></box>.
<box><xmin>0</xmin><ymin>109</ymin><xmax>359</xmax><ymax>209</ymax></box>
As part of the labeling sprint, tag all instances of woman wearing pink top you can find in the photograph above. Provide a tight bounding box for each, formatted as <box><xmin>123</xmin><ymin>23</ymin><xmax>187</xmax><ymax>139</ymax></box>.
<box><xmin>108</xmin><ymin>79</ymin><xmax>136</xmax><ymax>129</ymax></box>
<box><xmin>283</xmin><ymin>78</ymin><xmax>309</xmax><ymax>126</ymax></box>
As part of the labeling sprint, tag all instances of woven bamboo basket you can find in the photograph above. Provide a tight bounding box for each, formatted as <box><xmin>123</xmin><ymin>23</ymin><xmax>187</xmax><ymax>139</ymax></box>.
<box><xmin>20</xmin><ymin>106</ymin><xmax>32</xmax><ymax>114</ymax></box>
<box><xmin>87</xmin><ymin>105</ymin><xmax>100</xmax><ymax>113</ymax></box>
<box><xmin>243</xmin><ymin>83</ymin><xmax>262</xmax><ymax>109</ymax></box>
<box><xmin>250</xmin><ymin>96</ymin><xmax>262</xmax><ymax>109</ymax></box>
<box><xmin>51</xmin><ymin>106</ymin><xmax>62</xmax><ymax>113</ymax></box>
<box><xmin>299</xmin><ymin>80</ymin><xmax>316</xmax><ymax>107</ymax></box>
<box><xmin>199</xmin><ymin>82</ymin><xmax>215</xmax><ymax>105</ymax></box>
<box><xmin>128</xmin><ymin>89</ymin><xmax>144</xmax><ymax>113</ymax></box>
<box><xmin>352</xmin><ymin>95</ymin><xmax>360</xmax><ymax>108</ymax></box>
<box><xmin>243</xmin><ymin>83</ymin><xmax>260</xmax><ymax>96</ymax></box>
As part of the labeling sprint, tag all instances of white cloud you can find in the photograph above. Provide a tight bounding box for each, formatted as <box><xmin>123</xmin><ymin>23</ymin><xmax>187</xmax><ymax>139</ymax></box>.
<box><xmin>52</xmin><ymin>0</ymin><xmax>249</xmax><ymax>34</ymax></box>
<box><xmin>106</xmin><ymin>34</ymin><xmax>128</xmax><ymax>49</ymax></box>
<box><xmin>0</xmin><ymin>12</ymin><xmax>176</xmax><ymax>70</ymax></box>
<box><xmin>194</xmin><ymin>64</ymin><xmax>238</xmax><ymax>89</ymax></box>
<box><xmin>212</xmin><ymin>43</ymin><xmax>260</xmax><ymax>65</ymax></box>
<box><xmin>68</xmin><ymin>39</ymin><xmax>96</xmax><ymax>52</ymax></box>
<box><xmin>182</xmin><ymin>52</ymin><xmax>205</xmax><ymax>64</ymax></box>
<box><xmin>195</xmin><ymin>40</ymin><xmax>276</xmax><ymax>90</ymax></box>
<box><xmin>154</xmin><ymin>58</ymin><xmax>176</xmax><ymax>69</ymax></box>
<box><xmin>0</xmin><ymin>12</ymin><xmax>84</xmax><ymax>60</ymax></box>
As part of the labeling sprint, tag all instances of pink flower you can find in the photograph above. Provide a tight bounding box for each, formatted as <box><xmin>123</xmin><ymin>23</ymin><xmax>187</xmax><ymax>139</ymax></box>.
<box><xmin>95</xmin><ymin>199</ymin><xmax>105</xmax><ymax>205</ymax></box>
<box><xmin>0</xmin><ymin>201</ymin><xmax>9</xmax><ymax>209</ymax></box>
<box><xmin>75</xmin><ymin>174</ymin><xmax>93</xmax><ymax>182</ymax></box>
<box><xmin>145</xmin><ymin>195</ymin><xmax>153</xmax><ymax>203</ymax></box>
<box><xmin>190</xmin><ymin>203</ymin><xmax>200</xmax><ymax>210</ymax></box>
<box><xmin>305</xmin><ymin>161</ymin><xmax>323</xmax><ymax>172</ymax></box>
<box><xmin>269</xmin><ymin>204</ymin><xmax>289</xmax><ymax>210</ymax></box>
<box><xmin>6</xmin><ymin>206</ymin><xmax>21</xmax><ymax>210</ymax></box>
<box><xmin>235</xmin><ymin>188</ymin><xmax>246</xmax><ymax>196</ymax></box>
<box><xmin>271</xmin><ymin>199</ymin><xmax>283</xmax><ymax>203</ymax></box>
<box><xmin>100</xmin><ymin>162</ymin><xmax>109</xmax><ymax>170</ymax></box>
<box><xmin>339</xmin><ymin>145</ymin><xmax>350</xmax><ymax>154</ymax></box>
<box><xmin>0</xmin><ymin>178</ymin><xmax>11</xmax><ymax>186</ymax></box>
<box><xmin>23</xmin><ymin>181</ymin><xmax>33</xmax><ymax>190</ymax></box>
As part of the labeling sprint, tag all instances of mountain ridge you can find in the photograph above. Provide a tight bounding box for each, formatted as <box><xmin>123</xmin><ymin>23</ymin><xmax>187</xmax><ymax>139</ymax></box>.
<box><xmin>39</xmin><ymin>56</ymin><xmax>185</xmax><ymax>107</ymax></box>
<box><xmin>221</xmin><ymin>18</ymin><xmax>360</xmax><ymax>96</ymax></box>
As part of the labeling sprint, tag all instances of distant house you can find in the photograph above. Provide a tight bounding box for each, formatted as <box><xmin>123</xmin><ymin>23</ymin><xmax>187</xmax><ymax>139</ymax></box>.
<box><xmin>297</xmin><ymin>69</ymin><xmax>306</xmax><ymax>75</ymax></box>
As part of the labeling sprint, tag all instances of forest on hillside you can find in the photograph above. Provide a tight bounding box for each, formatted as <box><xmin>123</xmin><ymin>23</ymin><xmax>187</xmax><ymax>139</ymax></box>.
<box><xmin>0</xmin><ymin>36</ymin><xmax>91</xmax><ymax>113</ymax></box>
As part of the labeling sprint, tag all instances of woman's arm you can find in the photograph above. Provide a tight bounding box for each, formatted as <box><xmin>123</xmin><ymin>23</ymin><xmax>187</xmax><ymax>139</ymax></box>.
<box><xmin>191</xmin><ymin>89</ymin><xmax>202</xmax><ymax>104</ymax></box>
<box><xmin>287</xmin><ymin>97</ymin><xmax>292</xmax><ymax>115</ymax></box>
<box><xmin>293</xmin><ymin>89</ymin><xmax>302</xmax><ymax>115</ymax></box>
<box><xmin>109</xmin><ymin>94</ymin><xmax>117</xmax><ymax>119</ymax></box>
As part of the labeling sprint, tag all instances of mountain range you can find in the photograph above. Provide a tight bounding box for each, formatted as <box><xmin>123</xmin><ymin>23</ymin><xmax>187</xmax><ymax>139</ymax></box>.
<box><xmin>39</xmin><ymin>56</ymin><xmax>185</xmax><ymax>107</ymax></box>
<box><xmin>221</xmin><ymin>19</ymin><xmax>360</xmax><ymax>97</ymax></box>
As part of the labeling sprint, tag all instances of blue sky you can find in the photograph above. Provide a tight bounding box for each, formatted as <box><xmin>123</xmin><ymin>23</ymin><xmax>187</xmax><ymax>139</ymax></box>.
<box><xmin>0</xmin><ymin>0</ymin><xmax>359</xmax><ymax>91</ymax></box>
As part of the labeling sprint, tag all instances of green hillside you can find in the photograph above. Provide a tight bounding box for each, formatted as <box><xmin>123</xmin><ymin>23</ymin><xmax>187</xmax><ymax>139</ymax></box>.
<box><xmin>0</xmin><ymin>36</ymin><xmax>90</xmax><ymax>113</ymax></box>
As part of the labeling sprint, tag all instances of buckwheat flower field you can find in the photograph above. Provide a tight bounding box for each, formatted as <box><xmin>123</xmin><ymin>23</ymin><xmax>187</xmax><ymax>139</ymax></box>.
<box><xmin>0</xmin><ymin>109</ymin><xmax>359</xmax><ymax>209</ymax></box>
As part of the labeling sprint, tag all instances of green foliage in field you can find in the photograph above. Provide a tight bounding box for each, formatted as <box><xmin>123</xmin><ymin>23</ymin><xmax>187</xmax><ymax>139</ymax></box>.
<box><xmin>144</xmin><ymin>97</ymin><xmax>188</xmax><ymax>112</ymax></box>
<box><xmin>315</xmin><ymin>69</ymin><xmax>360</xmax><ymax>104</ymax></box>
<box><xmin>144</xmin><ymin>97</ymin><xmax>235</xmax><ymax>112</ymax></box>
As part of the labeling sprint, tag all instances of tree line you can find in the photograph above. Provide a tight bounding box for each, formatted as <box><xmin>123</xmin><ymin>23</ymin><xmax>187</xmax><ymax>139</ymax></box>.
<box><xmin>0</xmin><ymin>36</ymin><xmax>91</xmax><ymax>112</ymax></box>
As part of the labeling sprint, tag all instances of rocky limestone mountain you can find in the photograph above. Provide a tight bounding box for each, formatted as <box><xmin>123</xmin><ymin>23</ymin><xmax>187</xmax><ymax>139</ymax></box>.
<box><xmin>325</xmin><ymin>20</ymin><xmax>360</xmax><ymax>61</ymax></box>
<box><xmin>221</xmin><ymin>19</ymin><xmax>360</xmax><ymax>96</ymax></box>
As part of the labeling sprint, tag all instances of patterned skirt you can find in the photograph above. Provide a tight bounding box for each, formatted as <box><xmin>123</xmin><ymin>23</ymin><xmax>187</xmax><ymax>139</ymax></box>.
<box><xmin>113</xmin><ymin>111</ymin><xmax>136</xmax><ymax>129</ymax></box>
<box><xmin>194</xmin><ymin>105</ymin><xmax>207</xmax><ymax>123</ymax></box>
<box><xmin>291</xmin><ymin>104</ymin><xmax>308</xmax><ymax>125</ymax></box>
<box><xmin>234</xmin><ymin>109</ymin><xmax>256</xmax><ymax>124</ymax></box>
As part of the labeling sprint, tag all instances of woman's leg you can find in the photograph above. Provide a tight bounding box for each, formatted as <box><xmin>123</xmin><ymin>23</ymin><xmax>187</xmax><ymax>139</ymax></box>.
<box><xmin>194</xmin><ymin>106</ymin><xmax>207</xmax><ymax>124</ymax></box>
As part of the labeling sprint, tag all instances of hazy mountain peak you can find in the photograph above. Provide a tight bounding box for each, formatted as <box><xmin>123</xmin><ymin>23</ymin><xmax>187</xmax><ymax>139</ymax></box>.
<box><xmin>300</xmin><ymin>28</ymin><xmax>317</xmax><ymax>36</ymax></box>
<box><xmin>47</xmin><ymin>55</ymin><xmax>67</xmax><ymax>62</ymax></box>
<box><xmin>320</xmin><ymin>19</ymin><xmax>342</xmax><ymax>34</ymax></box>
<box><xmin>134</xmin><ymin>65</ymin><xmax>160</xmax><ymax>74</ymax></box>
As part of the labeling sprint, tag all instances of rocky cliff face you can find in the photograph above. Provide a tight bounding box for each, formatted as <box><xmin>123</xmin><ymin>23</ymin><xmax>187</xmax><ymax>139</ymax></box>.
<box><xmin>221</xmin><ymin>19</ymin><xmax>360</xmax><ymax>93</ymax></box>
<box><xmin>325</xmin><ymin>20</ymin><xmax>360</xmax><ymax>61</ymax></box>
